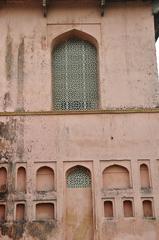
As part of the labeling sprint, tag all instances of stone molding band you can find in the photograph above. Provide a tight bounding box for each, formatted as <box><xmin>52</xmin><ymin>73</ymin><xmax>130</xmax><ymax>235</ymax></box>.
<box><xmin>0</xmin><ymin>108</ymin><xmax>159</xmax><ymax>116</ymax></box>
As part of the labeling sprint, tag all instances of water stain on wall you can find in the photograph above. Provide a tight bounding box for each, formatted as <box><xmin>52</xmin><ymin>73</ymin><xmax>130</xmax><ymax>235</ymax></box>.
<box><xmin>27</xmin><ymin>221</ymin><xmax>57</xmax><ymax>240</ymax></box>
<box><xmin>16</xmin><ymin>117</ymin><xmax>24</xmax><ymax>161</ymax></box>
<box><xmin>1</xmin><ymin>222</ymin><xmax>25</xmax><ymax>240</ymax></box>
<box><xmin>17</xmin><ymin>38</ymin><xmax>24</xmax><ymax>112</ymax></box>
<box><xmin>5</xmin><ymin>28</ymin><xmax>13</xmax><ymax>83</ymax></box>
<box><xmin>4</xmin><ymin>27</ymin><xmax>13</xmax><ymax>110</ymax></box>
<box><xmin>0</xmin><ymin>119</ymin><xmax>16</xmax><ymax>162</ymax></box>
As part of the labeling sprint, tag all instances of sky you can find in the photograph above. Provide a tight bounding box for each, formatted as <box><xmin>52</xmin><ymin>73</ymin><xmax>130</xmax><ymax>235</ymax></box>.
<box><xmin>156</xmin><ymin>39</ymin><xmax>159</xmax><ymax>76</ymax></box>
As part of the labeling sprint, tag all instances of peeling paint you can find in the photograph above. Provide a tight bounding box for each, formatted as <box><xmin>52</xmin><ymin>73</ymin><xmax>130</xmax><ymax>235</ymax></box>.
<box><xmin>0</xmin><ymin>119</ymin><xmax>16</xmax><ymax>143</ymax></box>
<box><xmin>3</xmin><ymin>92</ymin><xmax>11</xmax><ymax>111</ymax></box>
<box><xmin>0</xmin><ymin>221</ymin><xmax>56</xmax><ymax>240</ymax></box>
<box><xmin>0</xmin><ymin>119</ymin><xmax>16</xmax><ymax>162</ymax></box>
<box><xmin>16</xmin><ymin>117</ymin><xmax>24</xmax><ymax>161</ymax></box>
<box><xmin>0</xmin><ymin>189</ymin><xmax>8</xmax><ymax>200</ymax></box>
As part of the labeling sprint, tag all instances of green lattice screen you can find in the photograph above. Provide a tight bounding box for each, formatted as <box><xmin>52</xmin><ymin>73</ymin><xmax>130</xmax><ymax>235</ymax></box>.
<box><xmin>52</xmin><ymin>38</ymin><xmax>98</xmax><ymax>110</ymax></box>
<box><xmin>67</xmin><ymin>166</ymin><xmax>91</xmax><ymax>188</ymax></box>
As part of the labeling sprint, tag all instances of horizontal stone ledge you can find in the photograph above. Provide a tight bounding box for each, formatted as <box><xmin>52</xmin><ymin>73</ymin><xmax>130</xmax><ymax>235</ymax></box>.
<box><xmin>0</xmin><ymin>108</ymin><xmax>159</xmax><ymax>116</ymax></box>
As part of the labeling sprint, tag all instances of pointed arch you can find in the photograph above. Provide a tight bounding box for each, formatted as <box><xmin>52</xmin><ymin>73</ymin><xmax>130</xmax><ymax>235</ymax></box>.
<box><xmin>103</xmin><ymin>164</ymin><xmax>130</xmax><ymax>189</ymax></box>
<box><xmin>66</xmin><ymin>165</ymin><xmax>91</xmax><ymax>188</ymax></box>
<box><xmin>52</xmin><ymin>30</ymin><xmax>99</xmax><ymax>111</ymax></box>
<box><xmin>52</xmin><ymin>29</ymin><xmax>98</xmax><ymax>50</ymax></box>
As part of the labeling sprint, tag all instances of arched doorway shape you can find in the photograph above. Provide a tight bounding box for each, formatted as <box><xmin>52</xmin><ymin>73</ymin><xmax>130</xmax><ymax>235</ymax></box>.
<box><xmin>65</xmin><ymin>165</ymin><xmax>93</xmax><ymax>240</ymax></box>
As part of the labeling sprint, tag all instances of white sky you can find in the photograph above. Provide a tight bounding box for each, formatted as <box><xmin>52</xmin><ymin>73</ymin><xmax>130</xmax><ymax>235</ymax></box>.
<box><xmin>156</xmin><ymin>39</ymin><xmax>159</xmax><ymax>76</ymax></box>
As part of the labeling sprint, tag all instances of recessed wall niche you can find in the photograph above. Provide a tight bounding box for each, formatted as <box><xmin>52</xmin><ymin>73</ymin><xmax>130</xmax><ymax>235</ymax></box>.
<box><xmin>104</xmin><ymin>200</ymin><xmax>114</xmax><ymax>218</ymax></box>
<box><xmin>123</xmin><ymin>200</ymin><xmax>134</xmax><ymax>217</ymax></box>
<box><xmin>17</xmin><ymin>167</ymin><xmax>26</xmax><ymax>192</ymax></box>
<box><xmin>34</xmin><ymin>162</ymin><xmax>56</xmax><ymax>192</ymax></box>
<box><xmin>0</xmin><ymin>167</ymin><xmax>7</xmax><ymax>191</ymax></box>
<box><xmin>36</xmin><ymin>166</ymin><xmax>54</xmax><ymax>192</ymax></box>
<box><xmin>139</xmin><ymin>163</ymin><xmax>150</xmax><ymax>189</ymax></box>
<box><xmin>16</xmin><ymin>203</ymin><xmax>25</xmax><ymax>221</ymax></box>
<box><xmin>142</xmin><ymin>199</ymin><xmax>153</xmax><ymax>218</ymax></box>
<box><xmin>0</xmin><ymin>204</ymin><xmax>5</xmax><ymax>222</ymax></box>
<box><xmin>101</xmin><ymin>160</ymin><xmax>132</xmax><ymax>190</ymax></box>
<box><xmin>36</xmin><ymin>203</ymin><xmax>54</xmax><ymax>220</ymax></box>
<box><xmin>138</xmin><ymin>160</ymin><xmax>151</xmax><ymax>189</ymax></box>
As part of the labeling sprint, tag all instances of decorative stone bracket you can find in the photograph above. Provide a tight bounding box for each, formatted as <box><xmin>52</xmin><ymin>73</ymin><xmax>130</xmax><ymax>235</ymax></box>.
<box><xmin>42</xmin><ymin>0</ymin><xmax>107</xmax><ymax>17</ymax></box>
<box><xmin>42</xmin><ymin>0</ymin><xmax>48</xmax><ymax>17</ymax></box>
<box><xmin>152</xmin><ymin>0</ymin><xmax>159</xmax><ymax>41</ymax></box>
<box><xmin>100</xmin><ymin>0</ymin><xmax>106</xmax><ymax>16</ymax></box>
<box><xmin>152</xmin><ymin>0</ymin><xmax>159</xmax><ymax>15</ymax></box>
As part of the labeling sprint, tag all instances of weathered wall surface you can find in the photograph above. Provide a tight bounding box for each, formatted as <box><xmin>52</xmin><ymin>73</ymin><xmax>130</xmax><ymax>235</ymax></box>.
<box><xmin>0</xmin><ymin>0</ymin><xmax>159</xmax><ymax>240</ymax></box>
<box><xmin>0</xmin><ymin>113</ymin><xmax>159</xmax><ymax>240</ymax></box>
<box><xmin>0</xmin><ymin>1</ymin><xmax>158</xmax><ymax>111</ymax></box>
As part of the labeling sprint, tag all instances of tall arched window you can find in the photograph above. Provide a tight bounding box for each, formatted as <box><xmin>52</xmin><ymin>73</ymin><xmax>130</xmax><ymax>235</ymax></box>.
<box><xmin>52</xmin><ymin>38</ymin><xmax>98</xmax><ymax>110</ymax></box>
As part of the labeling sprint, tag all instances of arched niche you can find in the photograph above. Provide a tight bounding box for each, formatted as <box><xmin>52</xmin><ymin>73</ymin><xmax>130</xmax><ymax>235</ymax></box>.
<box><xmin>16</xmin><ymin>204</ymin><xmax>25</xmax><ymax>221</ymax></box>
<box><xmin>17</xmin><ymin>167</ymin><xmax>26</xmax><ymax>192</ymax></box>
<box><xmin>65</xmin><ymin>165</ymin><xmax>93</xmax><ymax>240</ymax></box>
<box><xmin>123</xmin><ymin>200</ymin><xmax>133</xmax><ymax>217</ymax></box>
<box><xmin>140</xmin><ymin>164</ymin><xmax>150</xmax><ymax>188</ymax></box>
<box><xmin>0</xmin><ymin>167</ymin><xmax>7</xmax><ymax>191</ymax></box>
<box><xmin>36</xmin><ymin>166</ymin><xmax>54</xmax><ymax>192</ymax></box>
<box><xmin>52</xmin><ymin>30</ymin><xmax>99</xmax><ymax>111</ymax></box>
<box><xmin>66</xmin><ymin>165</ymin><xmax>91</xmax><ymax>188</ymax></box>
<box><xmin>103</xmin><ymin>165</ymin><xmax>130</xmax><ymax>189</ymax></box>
<box><xmin>0</xmin><ymin>205</ymin><xmax>5</xmax><ymax>222</ymax></box>
<box><xmin>36</xmin><ymin>203</ymin><xmax>54</xmax><ymax>220</ymax></box>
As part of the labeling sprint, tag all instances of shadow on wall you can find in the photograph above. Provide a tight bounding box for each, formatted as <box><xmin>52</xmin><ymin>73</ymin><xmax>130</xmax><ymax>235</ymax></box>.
<box><xmin>156</xmin><ymin>39</ymin><xmax>159</xmax><ymax>78</ymax></box>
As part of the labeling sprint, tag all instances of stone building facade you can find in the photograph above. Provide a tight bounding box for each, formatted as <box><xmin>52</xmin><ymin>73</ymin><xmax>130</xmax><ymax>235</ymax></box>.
<box><xmin>0</xmin><ymin>0</ymin><xmax>159</xmax><ymax>240</ymax></box>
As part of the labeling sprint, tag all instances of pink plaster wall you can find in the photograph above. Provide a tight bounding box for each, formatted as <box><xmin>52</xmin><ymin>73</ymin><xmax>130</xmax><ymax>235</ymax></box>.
<box><xmin>0</xmin><ymin>0</ymin><xmax>159</xmax><ymax>240</ymax></box>
<box><xmin>0</xmin><ymin>1</ymin><xmax>158</xmax><ymax>111</ymax></box>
